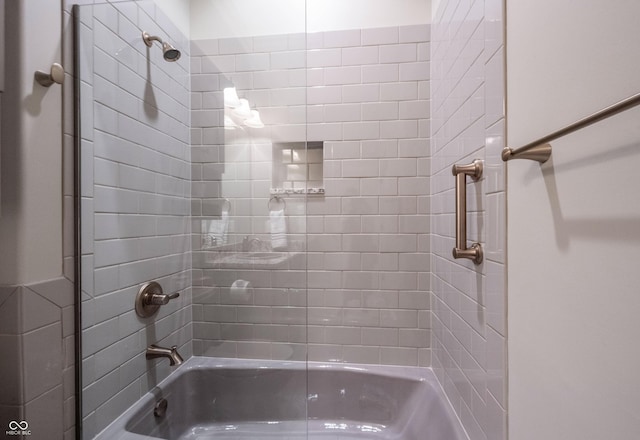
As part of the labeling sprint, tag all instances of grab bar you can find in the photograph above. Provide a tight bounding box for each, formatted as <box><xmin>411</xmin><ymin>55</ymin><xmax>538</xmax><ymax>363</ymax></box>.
<box><xmin>452</xmin><ymin>160</ymin><xmax>483</xmax><ymax>264</ymax></box>
<box><xmin>502</xmin><ymin>91</ymin><xmax>640</xmax><ymax>163</ymax></box>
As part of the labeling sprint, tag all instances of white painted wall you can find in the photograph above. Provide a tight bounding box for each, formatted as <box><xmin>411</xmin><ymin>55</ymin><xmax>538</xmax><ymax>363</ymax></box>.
<box><xmin>154</xmin><ymin>0</ymin><xmax>191</xmax><ymax>36</ymax></box>
<box><xmin>306</xmin><ymin>0</ymin><xmax>430</xmax><ymax>33</ymax></box>
<box><xmin>190</xmin><ymin>0</ymin><xmax>430</xmax><ymax>39</ymax></box>
<box><xmin>507</xmin><ymin>1</ymin><xmax>640</xmax><ymax>439</ymax></box>
<box><xmin>0</xmin><ymin>0</ymin><xmax>63</xmax><ymax>284</ymax></box>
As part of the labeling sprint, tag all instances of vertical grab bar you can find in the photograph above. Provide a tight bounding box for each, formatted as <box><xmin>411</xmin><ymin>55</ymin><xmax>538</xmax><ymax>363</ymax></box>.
<box><xmin>452</xmin><ymin>160</ymin><xmax>483</xmax><ymax>264</ymax></box>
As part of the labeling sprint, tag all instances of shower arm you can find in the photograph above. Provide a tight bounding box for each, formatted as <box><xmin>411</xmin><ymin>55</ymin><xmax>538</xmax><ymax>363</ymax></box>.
<box><xmin>142</xmin><ymin>31</ymin><xmax>164</xmax><ymax>47</ymax></box>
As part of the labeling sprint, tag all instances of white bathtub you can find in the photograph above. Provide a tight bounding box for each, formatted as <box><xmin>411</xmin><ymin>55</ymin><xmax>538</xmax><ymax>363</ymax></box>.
<box><xmin>95</xmin><ymin>357</ymin><xmax>468</xmax><ymax>440</ymax></box>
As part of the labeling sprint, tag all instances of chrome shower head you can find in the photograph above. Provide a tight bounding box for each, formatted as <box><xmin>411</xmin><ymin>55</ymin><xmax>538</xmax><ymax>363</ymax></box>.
<box><xmin>142</xmin><ymin>31</ymin><xmax>181</xmax><ymax>62</ymax></box>
<box><xmin>161</xmin><ymin>42</ymin><xmax>181</xmax><ymax>62</ymax></box>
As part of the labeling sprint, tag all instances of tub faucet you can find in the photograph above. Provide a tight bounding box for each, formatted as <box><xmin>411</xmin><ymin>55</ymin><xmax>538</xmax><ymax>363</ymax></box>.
<box><xmin>146</xmin><ymin>344</ymin><xmax>184</xmax><ymax>366</ymax></box>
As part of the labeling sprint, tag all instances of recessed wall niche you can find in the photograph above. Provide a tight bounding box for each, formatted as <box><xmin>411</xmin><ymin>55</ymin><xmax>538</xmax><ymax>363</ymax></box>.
<box><xmin>271</xmin><ymin>141</ymin><xmax>324</xmax><ymax>195</ymax></box>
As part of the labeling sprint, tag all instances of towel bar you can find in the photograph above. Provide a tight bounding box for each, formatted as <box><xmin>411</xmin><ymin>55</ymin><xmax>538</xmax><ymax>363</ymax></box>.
<box><xmin>503</xmin><ymin>91</ymin><xmax>640</xmax><ymax>163</ymax></box>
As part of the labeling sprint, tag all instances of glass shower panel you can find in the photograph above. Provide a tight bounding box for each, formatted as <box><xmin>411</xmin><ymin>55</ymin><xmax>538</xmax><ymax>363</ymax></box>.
<box><xmin>76</xmin><ymin>2</ymin><xmax>193</xmax><ymax>438</ymax></box>
<box><xmin>76</xmin><ymin>1</ymin><xmax>308</xmax><ymax>439</ymax></box>
<box><xmin>190</xmin><ymin>6</ymin><xmax>309</xmax><ymax>362</ymax></box>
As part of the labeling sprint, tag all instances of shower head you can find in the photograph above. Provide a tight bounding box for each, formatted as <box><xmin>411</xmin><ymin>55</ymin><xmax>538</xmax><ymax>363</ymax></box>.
<box><xmin>142</xmin><ymin>31</ymin><xmax>181</xmax><ymax>62</ymax></box>
<box><xmin>161</xmin><ymin>42</ymin><xmax>181</xmax><ymax>61</ymax></box>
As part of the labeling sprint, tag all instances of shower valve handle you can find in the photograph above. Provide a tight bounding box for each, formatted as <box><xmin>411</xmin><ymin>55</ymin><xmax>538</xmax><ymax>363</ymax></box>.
<box><xmin>135</xmin><ymin>282</ymin><xmax>179</xmax><ymax>317</ymax></box>
<box><xmin>148</xmin><ymin>292</ymin><xmax>180</xmax><ymax>305</ymax></box>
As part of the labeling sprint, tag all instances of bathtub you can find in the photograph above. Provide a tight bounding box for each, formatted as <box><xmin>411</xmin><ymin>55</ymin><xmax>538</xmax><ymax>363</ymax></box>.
<box><xmin>95</xmin><ymin>357</ymin><xmax>468</xmax><ymax>440</ymax></box>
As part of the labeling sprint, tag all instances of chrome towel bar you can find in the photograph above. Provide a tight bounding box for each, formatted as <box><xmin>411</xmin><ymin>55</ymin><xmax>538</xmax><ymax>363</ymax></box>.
<box><xmin>452</xmin><ymin>160</ymin><xmax>483</xmax><ymax>265</ymax></box>
<box><xmin>502</xmin><ymin>91</ymin><xmax>640</xmax><ymax>163</ymax></box>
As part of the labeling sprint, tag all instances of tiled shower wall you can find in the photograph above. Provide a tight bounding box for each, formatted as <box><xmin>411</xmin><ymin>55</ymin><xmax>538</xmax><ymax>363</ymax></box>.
<box><xmin>75</xmin><ymin>3</ymin><xmax>192</xmax><ymax>438</ymax></box>
<box><xmin>0</xmin><ymin>278</ymin><xmax>75</xmax><ymax>439</ymax></box>
<box><xmin>190</xmin><ymin>24</ymin><xmax>432</xmax><ymax>366</ymax></box>
<box><xmin>430</xmin><ymin>0</ymin><xmax>507</xmax><ymax>439</ymax></box>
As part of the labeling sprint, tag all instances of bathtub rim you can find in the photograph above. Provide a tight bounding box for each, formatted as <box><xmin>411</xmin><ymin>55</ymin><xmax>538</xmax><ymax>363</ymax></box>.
<box><xmin>93</xmin><ymin>356</ymin><xmax>469</xmax><ymax>440</ymax></box>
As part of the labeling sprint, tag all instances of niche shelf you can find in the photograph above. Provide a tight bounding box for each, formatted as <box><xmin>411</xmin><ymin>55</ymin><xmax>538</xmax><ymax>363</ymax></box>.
<box><xmin>271</xmin><ymin>141</ymin><xmax>324</xmax><ymax>196</ymax></box>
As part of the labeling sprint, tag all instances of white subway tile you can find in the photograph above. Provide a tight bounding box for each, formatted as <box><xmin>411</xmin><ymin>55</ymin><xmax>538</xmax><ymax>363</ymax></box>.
<box><xmin>399</xmin><ymin>139</ymin><xmax>428</xmax><ymax>157</ymax></box>
<box><xmin>381</xmin><ymin>120</ymin><xmax>419</xmax><ymax>139</ymax></box>
<box><xmin>343</xmin><ymin>235</ymin><xmax>379</xmax><ymax>252</ymax></box>
<box><xmin>341</xmin><ymin>197</ymin><xmax>379</xmax><ymax>214</ymax></box>
<box><xmin>362</xmin><ymin>328</ymin><xmax>398</xmax><ymax>346</ymax></box>
<box><xmin>361</xmin><ymin>140</ymin><xmax>398</xmax><ymax>158</ymax></box>
<box><xmin>343</xmin><ymin>122</ymin><xmax>380</xmax><ymax>140</ymax></box>
<box><xmin>307</xmin><ymin>85</ymin><xmax>342</xmax><ymax>104</ymax></box>
<box><xmin>380</xmin><ymin>347</ymin><xmax>417</xmax><ymax>366</ymax></box>
<box><xmin>321</xmin><ymin>180</ymin><xmax>359</xmax><ymax>200</ymax></box>
<box><xmin>342</xmin><ymin>84</ymin><xmax>380</xmax><ymax>103</ymax></box>
<box><xmin>362</xmin><ymin>64</ymin><xmax>399</xmax><ymax>84</ymax></box>
<box><xmin>399</xmin><ymin>24</ymin><xmax>430</xmax><ymax>43</ymax></box>
<box><xmin>360</xmin><ymin>178</ymin><xmax>398</xmax><ymax>197</ymax></box>
<box><xmin>270</xmin><ymin>50</ymin><xmax>306</xmax><ymax>69</ymax></box>
<box><xmin>343</xmin><ymin>272</ymin><xmax>379</xmax><ymax>290</ymax></box>
<box><xmin>324</xmin><ymin>141</ymin><xmax>361</xmax><ymax>159</ymax></box>
<box><xmin>361</xmin><ymin>27</ymin><xmax>399</xmax><ymax>46</ymax></box>
<box><xmin>344</xmin><ymin>309</ymin><xmax>380</xmax><ymax>326</ymax></box>
<box><xmin>307</xmin><ymin>48</ymin><xmax>342</xmax><ymax>68</ymax></box>
<box><xmin>362</xmin><ymin>253</ymin><xmax>399</xmax><ymax>271</ymax></box>
<box><xmin>418</xmin><ymin>80</ymin><xmax>430</xmax><ymax>100</ymax></box>
<box><xmin>191</xmin><ymin>39</ymin><xmax>219</xmax><ymax>57</ymax></box>
<box><xmin>307</xmin><ymin>234</ymin><xmax>342</xmax><ymax>252</ymax></box>
<box><xmin>362</xmin><ymin>102</ymin><xmax>399</xmax><ymax>121</ymax></box>
<box><xmin>307</xmin><ymin>68</ymin><xmax>324</xmax><ymax>86</ymax></box>
<box><xmin>323</xmin><ymin>103</ymin><xmax>362</xmax><ymax>122</ymax></box>
<box><xmin>323</xmin><ymin>253</ymin><xmax>362</xmax><ymax>271</ymax></box>
<box><xmin>341</xmin><ymin>159</ymin><xmax>379</xmax><ymax>178</ymax></box>
<box><xmin>399</xmin><ymin>215</ymin><xmax>429</xmax><ymax>233</ymax></box>
<box><xmin>362</xmin><ymin>215</ymin><xmax>398</xmax><ymax>232</ymax></box>
<box><xmin>417</xmin><ymin>42</ymin><xmax>431</xmax><ymax>61</ymax></box>
<box><xmin>218</xmin><ymin>37</ymin><xmax>253</xmax><ymax>54</ymax></box>
<box><xmin>399</xmin><ymin>328</ymin><xmax>429</xmax><ymax>347</ymax></box>
<box><xmin>324</xmin><ymin>66</ymin><xmax>362</xmax><ymax>85</ymax></box>
<box><xmin>398</xmin><ymin>177</ymin><xmax>429</xmax><ymax>195</ymax></box>
<box><xmin>380</xmin><ymin>235</ymin><xmax>417</xmax><ymax>253</ymax></box>
<box><xmin>342</xmin><ymin>46</ymin><xmax>379</xmax><ymax>66</ymax></box>
<box><xmin>307</xmin><ymin>123</ymin><xmax>343</xmax><ymax>141</ymax></box>
<box><xmin>380</xmin><ymin>158</ymin><xmax>417</xmax><ymax>177</ymax></box>
<box><xmin>400</xmin><ymin>62</ymin><xmax>430</xmax><ymax>81</ymax></box>
<box><xmin>305</xmin><ymin>32</ymin><xmax>323</xmax><ymax>50</ymax></box>
<box><xmin>380</xmin><ymin>196</ymin><xmax>417</xmax><ymax>214</ymax></box>
<box><xmin>252</xmin><ymin>71</ymin><xmax>289</xmax><ymax>89</ymax></box>
<box><xmin>380</xmin><ymin>82</ymin><xmax>418</xmax><ymax>101</ymax></box>
<box><xmin>380</xmin><ymin>44</ymin><xmax>417</xmax><ymax>63</ymax></box>
<box><xmin>399</xmin><ymin>100</ymin><xmax>430</xmax><ymax>119</ymax></box>
<box><xmin>325</xmin><ymin>326</ymin><xmax>361</xmax><ymax>345</ymax></box>
<box><xmin>201</xmin><ymin>55</ymin><xmax>235</xmax><ymax>74</ymax></box>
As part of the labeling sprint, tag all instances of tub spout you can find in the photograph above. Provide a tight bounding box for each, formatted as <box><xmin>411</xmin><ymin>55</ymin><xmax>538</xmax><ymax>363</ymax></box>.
<box><xmin>146</xmin><ymin>344</ymin><xmax>184</xmax><ymax>366</ymax></box>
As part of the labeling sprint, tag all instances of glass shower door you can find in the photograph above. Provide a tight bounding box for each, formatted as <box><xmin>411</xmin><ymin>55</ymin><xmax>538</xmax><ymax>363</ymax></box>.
<box><xmin>76</xmin><ymin>2</ymin><xmax>193</xmax><ymax>438</ymax></box>
<box><xmin>190</xmin><ymin>7</ymin><xmax>309</xmax><ymax>363</ymax></box>
<box><xmin>75</xmin><ymin>1</ymin><xmax>309</xmax><ymax>438</ymax></box>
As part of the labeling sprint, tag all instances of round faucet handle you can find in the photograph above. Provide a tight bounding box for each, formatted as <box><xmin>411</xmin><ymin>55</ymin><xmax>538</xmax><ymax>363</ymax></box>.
<box><xmin>135</xmin><ymin>282</ymin><xmax>180</xmax><ymax>317</ymax></box>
